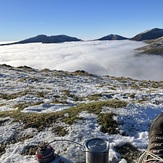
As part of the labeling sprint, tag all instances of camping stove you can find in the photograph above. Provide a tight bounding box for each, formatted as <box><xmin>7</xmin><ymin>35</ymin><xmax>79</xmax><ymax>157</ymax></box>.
<box><xmin>36</xmin><ymin>142</ymin><xmax>55</xmax><ymax>163</ymax></box>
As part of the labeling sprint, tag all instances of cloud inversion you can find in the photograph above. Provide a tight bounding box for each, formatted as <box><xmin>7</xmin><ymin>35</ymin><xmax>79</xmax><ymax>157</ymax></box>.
<box><xmin>0</xmin><ymin>40</ymin><xmax>162</xmax><ymax>81</ymax></box>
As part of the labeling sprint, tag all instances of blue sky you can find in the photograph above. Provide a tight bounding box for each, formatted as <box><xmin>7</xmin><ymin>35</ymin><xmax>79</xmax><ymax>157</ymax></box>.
<box><xmin>0</xmin><ymin>0</ymin><xmax>163</xmax><ymax>41</ymax></box>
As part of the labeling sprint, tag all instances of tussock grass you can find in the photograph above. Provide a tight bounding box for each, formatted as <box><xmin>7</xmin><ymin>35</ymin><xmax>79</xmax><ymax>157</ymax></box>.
<box><xmin>99</xmin><ymin>113</ymin><xmax>119</xmax><ymax>134</ymax></box>
<box><xmin>52</xmin><ymin>126</ymin><xmax>68</xmax><ymax>136</ymax></box>
<box><xmin>142</xmin><ymin>47</ymin><xmax>163</xmax><ymax>56</ymax></box>
<box><xmin>0</xmin><ymin>118</ymin><xmax>10</xmax><ymax>126</ymax></box>
<box><xmin>21</xmin><ymin>145</ymin><xmax>38</xmax><ymax>155</ymax></box>
<box><xmin>0</xmin><ymin>143</ymin><xmax>7</xmax><ymax>156</ymax></box>
<box><xmin>0</xmin><ymin>90</ymin><xmax>31</xmax><ymax>100</ymax></box>
<box><xmin>0</xmin><ymin>100</ymin><xmax>127</xmax><ymax>134</ymax></box>
<box><xmin>13</xmin><ymin>101</ymin><xmax>44</xmax><ymax>111</ymax></box>
<box><xmin>61</xmin><ymin>99</ymin><xmax>127</xmax><ymax>125</ymax></box>
<box><xmin>115</xmin><ymin>143</ymin><xmax>141</xmax><ymax>163</ymax></box>
<box><xmin>0</xmin><ymin>111</ymin><xmax>59</xmax><ymax>131</ymax></box>
<box><xmin>87</xmin><ymin>94</ymin><xmax>102</xmax><ymax>101</ymax></box>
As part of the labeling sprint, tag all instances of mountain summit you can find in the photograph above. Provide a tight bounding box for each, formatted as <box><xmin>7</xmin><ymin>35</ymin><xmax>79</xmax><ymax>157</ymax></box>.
<box><xmin>131</xmin><ymin>28</ymin><xmax>163</xmax><ymax>41</ymax></box>
<box><xmin>0</xmin><ymin>34</ymin><xmax>81</xmax><ymax>46</ymax></box>
<box><xmin>97</xmin><ymin>34</ymin><xmax>128</xmax><ymax>40</ymax></box>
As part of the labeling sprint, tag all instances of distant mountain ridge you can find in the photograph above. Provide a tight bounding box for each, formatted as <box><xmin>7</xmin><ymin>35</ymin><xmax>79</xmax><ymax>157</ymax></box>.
<box><xmin>1</xmin><ymin>28</ymin><xmax>163</xmax><ymax>46</ymax></box>
<box><xmin>97</xmin><ymin>28</ymin><xmax>163</xmax><ymax>41</ymax></box>
<box><xmin>0</xmin><ymin>34</ymin><xmax>81</xmax><ymax>46</ymax></box>
<box><xmin>20</xmin><ymin>34</ymin><xmax>82</xmax><ymax>43</ymax></box>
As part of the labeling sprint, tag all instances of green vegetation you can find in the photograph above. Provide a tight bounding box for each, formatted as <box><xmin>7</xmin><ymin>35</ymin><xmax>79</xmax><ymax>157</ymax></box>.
<box><xmin>0</xmin><ymin>110</ymin><xmax>59</xmax><ymax>131</ymax></box>
<box><xmin>52</xmin><ymin>126</ymin><xmax>68</xmax><ymax>136</ymax></box>
<box><xmin>61</xmin><ymin>100</ymin><xmax>127</xmax><ymax>125</ymax></box>
<box><xmin>13</xmin><ymin>101</ymin><xmax>43</xmax><ymax>111</ymax></box>
<box><xmin>73</xmin><ymin>70</ymin><xmax>93</xmax><ymax>76</ymax></box>
<box><xmin>37</xmin><ymin>91</ymin><xmax>48</xmax><ymax>98</ymax></box>
<box><xmin>21</xmin><ymin>145</ymin><xmax>37</xmax><ymax>155</ymax></box>
<box><xmin>115</xmin><ymin>143</ymin><xmax>141</xmax><ymax>163</ymax></box>
<box><xmin>87</xmin><ymin>94</ymin><xmax>102</xmax><ymax>101</ymax></box>
<box><xmin>0</xmin><ymin>90</ymin><xmax>32</xmax><ymax>100</ymax></box>
<box><xmin>0</xmin><ymin>99</ymin><xmax>128</xmax><ymax>133</ymax></box>
<box><xmin>0</xmin><ymin>143</ymin><xmax>7</xmax><ymax>156</ymax></box>
<box><xmin>0</xmin><ymin>118</ymin><xmax>9</xmax><ymax>126</ymax></box>
<box><xmin>61</xmin><ymin>89</ymin><xmax>81</xmax><ymax>101</ymax></box>
<box><xmin>142</xmin><ymin>47</ymin><xmax>163</xmax><ymax>56</ymax></box>
<box><xmin>129</xmin><ymin>93</ymin><xmax>136</xmax><ymax>99</ymax></box>
<box><xmin>99</xmin><ymin>113</ymin><xmax>119</xmax><ymax>134</ymax></box>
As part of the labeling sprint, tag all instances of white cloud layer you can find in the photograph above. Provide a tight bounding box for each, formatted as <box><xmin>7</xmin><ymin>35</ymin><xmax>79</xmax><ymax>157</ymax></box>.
<box><xmin>0</xmin><ymin>40</ymin><xmax>163</xmax><ymax>81</ymax></box>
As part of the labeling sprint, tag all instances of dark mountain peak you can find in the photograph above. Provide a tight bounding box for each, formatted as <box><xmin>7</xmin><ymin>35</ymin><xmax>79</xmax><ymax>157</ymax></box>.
<box><xmin>19</xmin><ymin>34</ymin><xmax>48</xmax><ymax>43</ymax></box>
<box><xmin>18</xmin><ymin>34</ymin><xmax>81</xmax><ymax>44</ymax></box>
<box><xmin>131</xmin><ymin>28</ymin><xmax>163</xmax><ymax>41</ymax></box>
<box><xmin>35</xmin><ymin>34</ymin><xmax>47</xmax><ymax>37</ymax></box>
<box><xmin>97</xmin><ymin>34</ymin><xmax>128</xmax><ymax>40</ymax></box>
<box><xmin>150</xmin><ymin>28</ymin><xmax>162</xmax><ymax>32</ymax></box>
<box><xmin>48</xmin><ymin>35</ymin><xmax>81</xmax><ymax>43</ymax></box>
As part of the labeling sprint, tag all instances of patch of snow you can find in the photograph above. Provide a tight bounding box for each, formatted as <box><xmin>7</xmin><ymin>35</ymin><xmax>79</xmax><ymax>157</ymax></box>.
<box><xmin>22</xmin><ymin>103</ymin><xmax>74</xmax><ymax>113</ymax></box>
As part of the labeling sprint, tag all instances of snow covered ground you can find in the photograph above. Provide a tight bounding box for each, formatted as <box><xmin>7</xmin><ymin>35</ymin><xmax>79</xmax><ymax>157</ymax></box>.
<box><xmin>0</xmin><ymin>40</ymin><xmax>163</xmax><ymax>80</ymax></box>
<box><xmin>0</xmin><ymin>64</ymin><xmax>162</xmax><ymax>163</ymax></box>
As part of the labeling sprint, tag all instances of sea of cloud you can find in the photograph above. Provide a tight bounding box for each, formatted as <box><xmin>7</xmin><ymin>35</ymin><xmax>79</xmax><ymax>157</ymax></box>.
<box><xmin>0</xmin><ymin>40</ymin><xmax>163</xmax><ymax>81</ymax></box>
